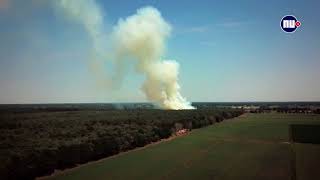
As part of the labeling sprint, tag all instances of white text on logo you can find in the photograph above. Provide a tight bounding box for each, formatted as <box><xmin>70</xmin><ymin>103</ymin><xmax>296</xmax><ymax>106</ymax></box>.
<box><xmin>283</xmin><ymin>20</ymin><xmax>295</xmax><ymax>28</ymax></box>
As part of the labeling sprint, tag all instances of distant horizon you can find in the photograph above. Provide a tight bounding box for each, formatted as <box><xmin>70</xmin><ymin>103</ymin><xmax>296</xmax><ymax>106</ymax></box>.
<box><xmin>1</xmin><ymin>101</ymin><xmax>320</xmax><ymax>105</ymax></box>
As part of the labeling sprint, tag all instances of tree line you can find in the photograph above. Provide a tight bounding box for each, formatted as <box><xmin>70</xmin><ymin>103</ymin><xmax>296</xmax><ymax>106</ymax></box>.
<box><xmin>0</xmin><ymin>109</ymin><xmax>242</xmax><ymax>180</ymax></box>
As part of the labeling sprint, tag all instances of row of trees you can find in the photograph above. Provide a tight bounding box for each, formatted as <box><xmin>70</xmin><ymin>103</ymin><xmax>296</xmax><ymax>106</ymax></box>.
<box><xmin>0</xmin><ymin>109</ymin><xmax>243</xmax><ymax>180</ymax></box>
<box><xmin>248</xmin><ymin>108</ymin><xmax>320</xmax><ymax>114</ymax></box>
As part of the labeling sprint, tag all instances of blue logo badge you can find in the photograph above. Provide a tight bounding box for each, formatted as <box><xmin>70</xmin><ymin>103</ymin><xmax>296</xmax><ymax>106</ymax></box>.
<box><xmin>281</xmin><ymin>15</ymin><xmax>301</xmax><ymax>33</ymax></box>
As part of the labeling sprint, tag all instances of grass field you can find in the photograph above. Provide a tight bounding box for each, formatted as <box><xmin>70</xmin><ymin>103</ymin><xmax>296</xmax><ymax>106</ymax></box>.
<box><xmin>45</xmin><ymin>113</ymin><xmax>320</xmax><ymax>180</ymax></box>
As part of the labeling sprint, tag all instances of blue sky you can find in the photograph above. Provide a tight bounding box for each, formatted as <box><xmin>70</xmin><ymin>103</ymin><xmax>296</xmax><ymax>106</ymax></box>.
<box><xmin>0</xmin><ymin>0</ymin><xmax>319</xmax><ymax>103</ymax></box>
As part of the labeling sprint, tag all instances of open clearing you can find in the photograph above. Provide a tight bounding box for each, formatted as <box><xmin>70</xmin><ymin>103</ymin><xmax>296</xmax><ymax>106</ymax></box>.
<box><xmin>45</xmin><ymin>113</ymin><xmax>320</xmax><ymax>180</ymax></box>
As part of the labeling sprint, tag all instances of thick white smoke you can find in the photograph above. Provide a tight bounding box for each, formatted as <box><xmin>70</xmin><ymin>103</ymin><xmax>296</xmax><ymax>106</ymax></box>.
<box><xmin>113</xmin><ymin>7</ymin><xmax>194</xmax><ymax>109</ymax></box>
<box><xmin>56</xmin><ymin>1</ymin><xmax>194</xmax><ymax>109</ymax></box>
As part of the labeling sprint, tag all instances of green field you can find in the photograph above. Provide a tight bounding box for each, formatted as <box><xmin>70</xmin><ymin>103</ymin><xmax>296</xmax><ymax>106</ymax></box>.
<box><xmin>45</xmin><ymin>113</ymin><xmax>320</xmax><ymax>180</ymax></box>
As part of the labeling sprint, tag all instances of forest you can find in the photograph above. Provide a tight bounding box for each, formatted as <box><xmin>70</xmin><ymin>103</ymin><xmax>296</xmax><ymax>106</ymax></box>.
<box><xmin>0</xmin><ymin>107</ymin><xmax>242</xmax><ymax>180</ymax></box>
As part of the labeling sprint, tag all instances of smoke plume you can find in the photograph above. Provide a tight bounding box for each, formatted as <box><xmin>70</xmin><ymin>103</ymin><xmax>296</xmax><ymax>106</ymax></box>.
<box><xmin>56</xmin><ymin>0</ymin><xmax>194</xmax><ymax>109</ymax></box>
<box><xmin>56</xmin><ymin>0</ymin><xmax>103</xmax><ymax>50</ymax></box>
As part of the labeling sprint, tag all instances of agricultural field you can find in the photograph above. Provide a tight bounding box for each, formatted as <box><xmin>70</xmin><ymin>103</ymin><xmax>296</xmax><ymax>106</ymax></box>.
<box><xmin>45</xmin><ymin>113</ymin><xmax>320</xmax><ymax>180</ymax></box>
